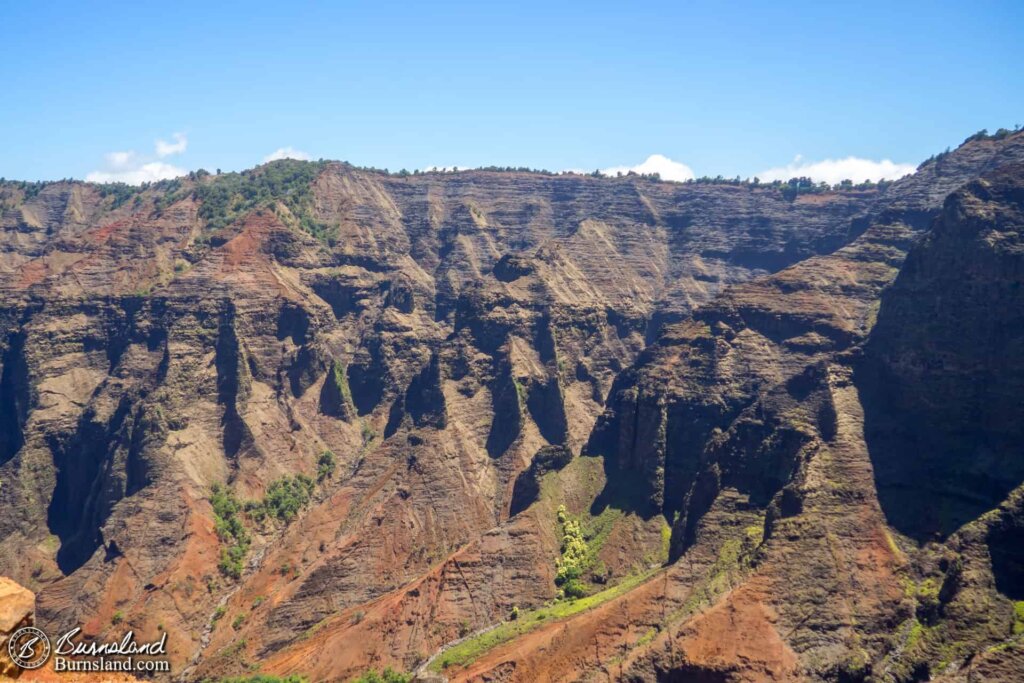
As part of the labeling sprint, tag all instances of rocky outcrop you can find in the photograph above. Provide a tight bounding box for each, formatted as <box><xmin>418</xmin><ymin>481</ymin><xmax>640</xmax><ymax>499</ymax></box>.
<box><xmin>858</xmin><ymin>166</ymin><xmax>1024</xmax><ymax>541</ymax></box>
<box><xmin>0</xmin><ymin>577</ymin><xmax>35</xmax><ymax>679</ymax></box>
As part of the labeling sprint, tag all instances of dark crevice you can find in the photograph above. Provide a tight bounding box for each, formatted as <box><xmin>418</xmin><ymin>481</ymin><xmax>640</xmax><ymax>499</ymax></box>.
<box><xmin>125</xmin><ymin>406</ymin><xmax>158</xmax><ymax>496</ymax></box>
<box><xmin>485</xmin><ymin>363</ymin><xmax>523</xmax><ymax>459</ymax></box>
<box><xmin>288</xmin><ymin>342</ymin><xmax>328</xmax><ymax>398</ymax></box>
<box><xmin>216</xmin><ymin>305</ymin><xmax>253</xmax><ymax>458</ymax></box>
<box><xmin>988</xmin><ymin>503</ymin><xmax>1024</xmax><ymax>600</ymax></box>
<box><xmin>405</xmin><ymin>353</ymin><xmax>447</xmax><ymax>429</ymax></box>
<box><xmin>276</xmin><ymin>303</ymin><xmax>310</xmax><ymax>345</ymax></box>
<box><xmin>309</xmin><ymin>277</ymin><xmax>371</xmax><ymax>319</ymax></box>
<box><xmin>0</xmin><ymin>331</ymin><xmax>29</xmax><ymax>466</ymax></box>
<box><xmin>525</xmin><ymin>377</ymin><xmax>567</xmax><ymax>445</ymax></box>
<box><xmin>47</xmin><ymin>398</ymin><xmax>132</xmax><ymax>574</ymax></box>
<box><xmin>383</xmin><ymin>396</ymin><xmax>405</xmax><ymax>439</ymax></box>
<box><xmin>347</xmin><ymin>342</ymin><xmax>387</xmax><ymax>417</ymax></box>
<box><xmin>320</xmin><ymin>360</ymin><xmax>355</xmax><ymax>421</ymax></box>
<box><xmin>646</xmin><ymin>664</ymin><xmax>731</xmax><ymax>683</ymax></box>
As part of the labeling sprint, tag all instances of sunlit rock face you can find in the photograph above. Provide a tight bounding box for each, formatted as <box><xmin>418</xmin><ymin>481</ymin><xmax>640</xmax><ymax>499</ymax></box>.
<box><xmin>0</xmin><ymin>576</ymin><xmax>35</xmax><ymax>679</ymax></box>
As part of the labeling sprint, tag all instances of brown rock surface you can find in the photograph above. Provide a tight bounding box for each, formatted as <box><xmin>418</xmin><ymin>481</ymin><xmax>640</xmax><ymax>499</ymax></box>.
<box><xmin>1</xmin><ymin>576</ymin><xmax>36</xmax><ymax>679</ymax></box>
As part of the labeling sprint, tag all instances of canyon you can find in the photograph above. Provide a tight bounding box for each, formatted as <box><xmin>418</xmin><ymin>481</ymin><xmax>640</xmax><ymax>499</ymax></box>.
<box><xmin>1</xmin><ymin>129</ymin><xmax>1023</xmax><ymax>682</ymax></box>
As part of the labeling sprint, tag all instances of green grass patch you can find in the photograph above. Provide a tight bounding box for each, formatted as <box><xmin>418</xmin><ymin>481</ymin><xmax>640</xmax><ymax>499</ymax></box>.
<box><xmin>636</xmin><ymin>627</ymin><xmax>659</xmax><ymax>648</ymax></box>
<box><xmin>1013</xmin><ymin>601</ymin><xmax>1024</xmax><ymax>636</ymax></box>
<box><xmin>661</xmin><ymin>519</ymin><xmax>674</xmax><ymax>561</ymax></box>
<box><xmin>555</xmin><ymin>505</ymin><xmax>588</xmax><ymax>589</ymax></box>
<box><xmin>429</xmin><ymin>568</ymin><xmax>658</xmax><ymax>672</ymax></box>
<box><xmin>658</xmin><ymin>523</ymin><xmax>762</xmax><ymax>633</ymax></box>
<box><xmin>323</xmin><ymin>361</ymin><xmax>355</xmax><ymax>415</ymax></box>
<box><xmin>907</xmin><ymin>619</ymin><xmax>925</xmax><ymax>649</ymax></box>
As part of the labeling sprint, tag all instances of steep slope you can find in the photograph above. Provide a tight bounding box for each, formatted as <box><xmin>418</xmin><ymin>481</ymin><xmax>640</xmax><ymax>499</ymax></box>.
<box><xmin>858</xmin><ymin>169</ymin><xmax>1024</xmax><ymax>541</ymax></box>
<box><xmin>0</xmin><ymin>130</ymin><xmax>1021</xmax><ymax>683</ymax></box>
<box><xmin>454</xmin><ymin>155</ymin><xmax>1024</xmax><ymax>682</ymax></box>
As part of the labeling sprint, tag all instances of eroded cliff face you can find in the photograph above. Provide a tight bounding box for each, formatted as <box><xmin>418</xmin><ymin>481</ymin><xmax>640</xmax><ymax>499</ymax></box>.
<box><xmin>0</xmin><ymin>131</ymin><xmax>1022</xmax><ymax>683</ymax></box>
<box><xmin>859</xmin><ymin>170</ymin><xmax>1024</xmax><ymax>542</ymax></box>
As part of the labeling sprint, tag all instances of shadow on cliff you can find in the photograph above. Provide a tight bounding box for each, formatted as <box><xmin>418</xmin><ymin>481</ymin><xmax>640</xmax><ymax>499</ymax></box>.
<box><xmin>588</xmin><ymin>467</ymin><xmax>663</xmax><ymax>521</ymax></box>
<box><xmin>856</xmin><ymin>169</ymin><xmax>1024</xmax><ymax>544</ymax></box>
<box><xmin>582</xmin><ymin>372</ymin><xmax>669</xmax><ymax>522</ymax></box>
<box><xmin>855</xmin><ymin>356</ymin><xmax>1022</xmax><ymax>544</ymax></box>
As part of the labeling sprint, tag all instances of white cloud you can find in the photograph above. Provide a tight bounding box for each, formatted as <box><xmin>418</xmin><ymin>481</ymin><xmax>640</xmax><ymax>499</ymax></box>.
<box><xmin>600</xmin><ymin>154</ymin><xmax>695</xmax><ymax>182</ymax></box>
<box><xmin>155</xmin><ymin>132</ymin><xmax>188</xmax><ymax>157</ymax></box>
<box><xmin>86</xmin><ymin>162</ymin><xmax>186</xmax><ymax>185</ymax></box>
<box><xmin>757</xmin><ymin>155</ymin><xmax>916</xmax><ymax>185</ymax></box>
<box><xmin>105</xmin><ymin>151</ymin><xmax>137</xmax><ymax>170</ymax></box>
<box><xmin>86</xmin><ymin>133</ymin><xmax>188</xmax><ymax>185</ymax></box>
<box><xmin>263</xmin><ymin>147</ymin><xmax>312</xmax><ymax>163</ymax></box>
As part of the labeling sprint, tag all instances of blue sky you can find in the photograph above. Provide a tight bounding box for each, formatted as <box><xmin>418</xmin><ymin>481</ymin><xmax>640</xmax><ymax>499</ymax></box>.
<box><xmin>1</xmin><ymin>1</ymin><xmax>1021</xmax><ymax>183</ymax></box>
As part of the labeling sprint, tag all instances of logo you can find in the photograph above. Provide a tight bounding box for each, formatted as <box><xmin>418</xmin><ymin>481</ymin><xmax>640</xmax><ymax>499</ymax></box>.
<box><xmin>7</xmin><ymin>626</ymin><xmax>51</xmax><ymax>670</ymax></box>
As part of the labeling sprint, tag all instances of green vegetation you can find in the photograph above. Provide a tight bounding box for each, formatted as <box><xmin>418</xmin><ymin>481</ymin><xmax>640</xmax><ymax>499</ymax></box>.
<box><xmin>923</xmin><ymin>125</ymin><xmax>1022</xmax><ymax>168</ymax></box>
<box><xmin>0</xmin><ymin>179</ymin><xmax>55</xmax><ymax>200</ymax></box>
<box><xmin>323</xmin><ymin>361</ymin><xmax>355</xmax><ymax>416</ymax></box>
<box><xmin>551</xmin><ymin>504</ymin><xmax>623</xmax><ymax>599</ymax></box>
<box><xmin>212</xmin><ymin>461</ymin><xmax>333</xmax><ymax>579</ymax></box>
<box><xmin>220</xmin><ymin>637</ymin><xmax>247</xmax><ymax>660</ymax></box>
<box><xmin>95</xmin><ymin>182</ymin><xmax>143</xmax><ymax>208</ymax></box>
<box><xmin>256</xmin><ymin>475</ymin><xmax>315</xmax><ymax>523</ymax></box>
<box><xmin>349</xmin><ymin>669</ymin><xmax>412</xmax><ymax>683</ymax></box>
<box><xmin>360</xmin><ymin>422</ymin><xmax>377</xmax><ymax>444</ymax></box>
<box><xmin>652</xmin><ymin>525</ymin><xmax>763</xmax><ymax>647</ymax></box>
<box><xmin>907</xmin><ymin>618</ymin><xmax>926</xmax><ymax>649</ymax></box>
<box><xmin>232</xmin><ymin>614</ymin><xmax>245</xmax><ymax>630</ymax></box>
<box><xmin>111</xmin><ymin>610</ymin><xmax>124</xmax><ymax>625</ymax></box>
<box><xmin>767</xmin><ymin>176</ymin><xmax>896</xmax><ymax>201</ymax></box>
<box><xmin>213</xmin><ymin>606</ymin><xmax>226</xmax><ymax>621</ymax></box>
<box><xmin>192</xmin><ymin>159</ymin><xmax>335</xmax><ymax>242</ymax></box>
<box><xmin>836</xmin><ymin>650</ymin><xmax>871</xmax><ymax>682</ymax></box>
<box><xmin>916</xmin><ymin>578</ymin><xmax>941</xmax><ymax>614</ymax></box>
<box><xmin>963</xmin><ymin>126</ymin><xmax>1020</xmax><ymax>145</ymax></box>
<box><xmin>512</xmin><ymin>376</ymin><xmax>527</xmax><ymax>406</ymax></box>
<box><xmin>317</xmin><ymin>450</ymin><xmax>337</xmax><ymax>483</ymax></box>
<box><xmin>212</xmin><ymin>484</ymin><xmax>251</xmax><ymax>579</ymax></box>
<box><xmin>660</xmin><ymin>518</ymin><xmax>674</xmax><ymax>561</ymax></box>
<box><xmin>555</xmin><ymin>505</ymin><xmax>589</xmax><ymax>597</ymax></box>
<box><xmin>1013</xmin><ymin>601</ymin><xmax>1024</xmax><ymax>636</ymax></box>
<box><xmin>430</xmin><ymin>568</ymin><xmax>657</xmax><ymax>672</ymax></box>
<box><xmin>297</xmin><ymin>616</ymin><xmax>330</xmax><ymax>642</ymax></box>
